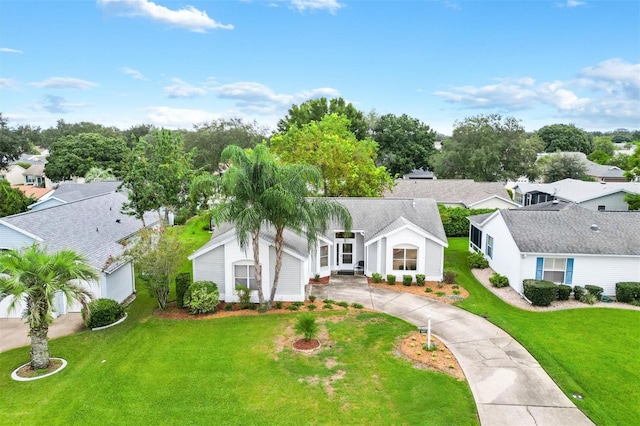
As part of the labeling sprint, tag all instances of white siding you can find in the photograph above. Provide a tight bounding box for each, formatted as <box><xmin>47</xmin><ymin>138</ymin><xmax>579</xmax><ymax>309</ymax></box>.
<box><xmin>578</xmin><ymin>192</ymin><xmax>629</xmax><ymax>211</ymax></box>
<box><xmin>425</xmin><ymin>238</ymin><xmax>444</xmax><ymax>281</ymax></box>
<box><xmin>385</xmin><ymin>228</ymin><xmax>427</xmax><ymax>281</ymax></box>
<box><xmin>368</xmin><ymin>241</ymin><xmax>378</xmax><ymax>276</ymax></box>
<box><xmin>470</xmin><ymin>197</ymin><xmax>516</xmax><ymax>210</ymax></box>
<box><xmin>193</xmin><ymin>246</ymin><xmax>225</xmax><ymax>298</ymax></box>
<box><xmin>0</xmin><ymin>295</ymin><xmax>26</xmax><ymax>318</ymax></box>
<box><xmin>221</xmin><ymin>238</ymin><xmax>271</xmax><ymax>303</ymax></box>
<box><xmin>0</xmin><ymin>224</ymin><xmax>35</xmax><ymax>250</ymax></box>
<box><xmin>105</xmin><ymin>262</ymin><xmax>134</xmax><ymax>303</ymax></box>
<box><xmin>380</xmin><ymin>238</ymin><xmax>387</xmax><ymax>277</ymax></box>
<box><xmin>274</xmin><ymin>251</ymin><xmax>304</xmax><ymax>301</ymax></box>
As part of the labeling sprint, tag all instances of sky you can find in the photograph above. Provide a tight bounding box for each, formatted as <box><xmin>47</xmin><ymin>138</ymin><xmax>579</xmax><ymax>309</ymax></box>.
<box><xmin>1</xmin><ymin>0</ymin><xmax>639</xmax><ymax>135</ymax></box>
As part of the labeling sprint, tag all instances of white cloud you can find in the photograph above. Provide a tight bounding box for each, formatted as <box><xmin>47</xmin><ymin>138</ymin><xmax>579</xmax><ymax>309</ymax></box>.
<box><xmin>120</xmin><ymin>67</ymin><xmax>146</xmax><ymax>80</ymax></box>
<box><xmin>291</xmin><ymin>0</ymin><xmax>343</xmax><ymax>14</ymax></box>
<box><xmin>443</xmin><ymin>1</ymin><xmax>461</xmax><ymax>11</ymax></box>
<box><xmin>34</xmin><ymin>95</ymin><xmax>90</xmax><ymax>114</ymax></box>
<box><xmin>0</xmin><ymin>78</ymin><xmax>17</xmax><ymax>89</ymax></box>
<box><xmin>97</xmin><ymin>0</ymin><xmax>233</xmax><ymax>32</ymax></box>
<box><xmin>580</xmin><ymin>58</ymin><xmax>640</xmax><ymax>98</ymax></box>
<box><xmin>559</xmin><ymin>0</ymin><xmax>585</xmax><ymax>7</ymax></box>
<box><xmin>0</xmin><ymin>47</ymin><xmax>23</xmax><ymax>54</ymax></box>
<box><xmin>30</xmin><ymin>77</ymin><xmax>98</xmax><ymax>90</ymax></box>
<box><xmin>146</xmin><ymin>106</ymin><xmax>220</xmax><ymax>128</ymax></box>
<box><xmin>213</xmin><ymin>81</ymin><xmax>339</xmax><ymax>107</ymax></box>
<box><xmin>163</xmin><ymin>78</ymin><xmax>208</xmax><ymax>98</ymax></box>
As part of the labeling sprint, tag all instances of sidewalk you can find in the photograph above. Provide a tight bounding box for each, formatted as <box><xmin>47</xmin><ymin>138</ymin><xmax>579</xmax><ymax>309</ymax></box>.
<box><xmin>312</xmin><ymin>280</ymin><xmax>594</xmax><ymax>426</ymax></box>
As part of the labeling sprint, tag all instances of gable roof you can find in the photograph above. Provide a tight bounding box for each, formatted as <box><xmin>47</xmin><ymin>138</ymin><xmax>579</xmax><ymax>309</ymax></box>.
<box><xmin>513</xmin><ymin>179</ymin><xmax>640</xmax><ymax>203</ymax></box>
<box><xmin>50</xmin><ymin>181</ymin><xmax>123</xmax><ymax>202</ymax></box>
<box><xmin>489</xmin><ymin>203</ymin><xmax>640</xmax><ymax>255</ymax></box>
<box><xmin>0</xmin><ymin>191</ymin><xmax>159</xmax><ymax>271</ymax></box>
<box><xmin>22</xmin><ymin>164</ymin><xmax>46</xmax><ymax>177</ymax></box>
<box><xmin>385</xmin><ymin>179</ymin><xmax>516</xmax><ymax>208</ymax></box>
<box><xmin>11</xmin><ymin>185</ymin><xmax>53</xmax><ymax>200</ymax></box>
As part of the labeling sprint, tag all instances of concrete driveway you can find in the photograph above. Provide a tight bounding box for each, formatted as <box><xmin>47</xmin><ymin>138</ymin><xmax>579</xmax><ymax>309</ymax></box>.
<box><xmin>0</xmin><ymin>313</ymin><xmax>85</xmax><ymax>353</ymax></box>
<box><xmin>312</xmin><ymin>277</ymin><xmax>594</xmax><ymax>426</ymax></box>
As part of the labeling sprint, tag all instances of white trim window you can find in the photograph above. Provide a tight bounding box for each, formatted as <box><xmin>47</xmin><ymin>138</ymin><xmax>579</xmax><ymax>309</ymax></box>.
<box><xmin>543</xmin><ymin>258</ymin><xmax>566</xmax><ymax>283</ymax></box>
<box><xmin>486</xmin><ymin>235</ymin><xmax>494</xmax><ymax>259</ymax></box>
<box><xmin>234</xmin><ymin>263</ymin><xmax>259</xmax><ymax>290</ymax></box>
<box><xmin>319</xmin><ymin>244</ymin><xmax>329</xmax><ymax>268</ymax></box>
<box><xmin>392</xmin><ymin>246</ymin><xmax>417</xmax><ymax>271</ymax></box>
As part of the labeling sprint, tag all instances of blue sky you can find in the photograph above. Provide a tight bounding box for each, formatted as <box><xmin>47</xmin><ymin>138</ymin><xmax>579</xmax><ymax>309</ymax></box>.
<box><xmin>1</xmin><ymin>0</ymin><xmax>638</xmax><ymax>135</ymax></box>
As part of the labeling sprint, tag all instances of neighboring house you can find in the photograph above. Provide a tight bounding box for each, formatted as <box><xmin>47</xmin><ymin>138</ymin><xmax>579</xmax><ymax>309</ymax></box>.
<box><xmin>29</xmin><ymin>181</ymin><xmax>122</xmax><ymax>211</ymax></box>
<box><xmin>402</xmin><ymin>168</ymin><xmax>436</xmax><ymax>180</ymax></box>
<box><xmin>385</xmin><ymin>179</ymin><xmax>518</xmax><ymax>209</ymax></box>
<box><xmin>11</xmin><ymin>185</ymin><xmax>53</xmax><ymax>201</ymax></box>
<box><xmin>22</xmin><ymin>164</ymin><xmax>52</xmax><ymax>188</ymax></box>
<box><xmin>512</xmin><ymin>178</ymin><xmax>640</xmax><ymax>211</ymax></box>
<box><xmin>538</xmin><ymin>152</ymin><xmax>627</xmax><ymax>182</ymax></box>
<box><xmin>467</xmin><ymin>201</ymin><xmax>640</xmax><ymax>297</ymax></box>
<box><xmin>0</xmin><ymin>164</ymin><xmax>27</xmax><ymax>185</ymax></box>
<box><xmin>0</xmin><ymin>191</ymin><xmax>159</xmax><ymax>318</ymax></box>
<box><xmin>189</xmin><ymin>198</ymin><xmax>448</xmax><ymax>303</ymax></box>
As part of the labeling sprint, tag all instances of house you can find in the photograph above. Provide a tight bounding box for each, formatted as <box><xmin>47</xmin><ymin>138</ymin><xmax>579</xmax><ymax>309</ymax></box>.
<box><xmin>467</xmin><ymin>201</ymin><xmax>640</xmax><ymax>297</ymax></box>
<box><xmin>537</xmin><ymin>152</ymin><xmax>627</xmax><ymax>182</ymax></box>
<box><xmin>512</xmin><ymin>178</ymin><xmax>640</xmax><ymax>211</ymax></box>
<box><xmin>29</xmin><ymin>181</ymin><xmax>122</xmax><ymax>211</ymax></box>
<box><xmin>22</xmin><ymin>164</ymin><xmax>52</xmax><ymax>188</ymax></box>
<box><xmin>11</xmin><ymin>185</ymin><xmax>53</xmax><ymax>201</ymax></box>
<box><xmin>0</xmin><ymin>191</ymin><xmax>159</xmax><ymax>318</ymax></box>
<box><xmin>402</xmin><ymin>167</ymin><xmax>436</xmax><ymax>180</ymax></box>
<box><xmin>385</xmin><ymin>179</ymin><xmax>518</xmax><ymax>209</ymax></box>
<box><xmin>0</xmin><ymin>164</ymin><xmax>27</xmax><ymax>186</ymax></box>
<box><xmin>189</xmin><ymin>198</ymin><xmax>448</xmax><ymax>303</ymax></box>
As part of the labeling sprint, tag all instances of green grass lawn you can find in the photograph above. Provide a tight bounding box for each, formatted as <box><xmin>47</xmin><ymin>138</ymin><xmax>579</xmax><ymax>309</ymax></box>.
<box><xmin>0</xmin><ymin>293</ymin><xmax>478</xmax><ymax>425</ymax></box>
<box><xmin>447</xmin><ymin>237</ymin><xmax>640</xmax><ymax>426</ymax></box>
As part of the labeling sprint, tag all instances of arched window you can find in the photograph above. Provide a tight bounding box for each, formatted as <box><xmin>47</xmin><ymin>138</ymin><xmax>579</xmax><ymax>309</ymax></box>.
<box><xmin>392</xmin><ymin>245</ymin><xmax>417</xmax><ymax>271</ymax></box>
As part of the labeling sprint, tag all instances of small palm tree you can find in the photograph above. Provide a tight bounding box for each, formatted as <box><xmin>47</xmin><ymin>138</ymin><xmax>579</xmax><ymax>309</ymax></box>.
<box><xmin>294</xmin><ymin>314</ymin><xmax>319</xmax><ymax>342</ymax></box>
<box><xmin>0</xmin><ymin>245</ymin><xmax>97</xmax><ymax>370</ymax></box>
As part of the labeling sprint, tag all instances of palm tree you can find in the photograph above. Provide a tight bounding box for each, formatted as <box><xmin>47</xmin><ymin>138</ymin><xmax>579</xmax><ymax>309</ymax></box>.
<box><xmin>0</xmin><ymin>245</ymin><xmax>97</xmax><ymax>369</ymax></box>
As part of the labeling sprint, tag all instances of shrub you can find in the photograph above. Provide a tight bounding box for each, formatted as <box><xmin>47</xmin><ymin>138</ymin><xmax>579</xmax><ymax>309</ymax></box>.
<box><xmin>443</xmin><ymin>270</ymin><xmax>457</xmax><ymax>284</ymax></box>
<box><xmin>323</xmin><ymin>299</ymin><xmax>336</xmax><ymax>305</ymax></box>
<box><xmin>371</xmin><ymin>272</ymin><xmax>383</xmax><ymax>283</ymax></box>
<box><xmin>236</xmin><ymin>285</ymin><xmax>252</xmax><ymax>309</ymax></box>
<box><xmin>402</xmin><ymin>275</ymin><xmax>413</xmax><ymax>286</ymax></box>
<box><xmin>425</xmin><ymin>287</ymin><xmax>433</xmax><ymax>293</ymax></box>
<box><xmin>452</xmin><ymin>285</ymin><xmax>459</xmax><ymax>289</ymax></box>
<box><xmin>615</xmin><ymin>282</ymin><xmax>640</xmax><ymax>303</ymax></box>
<box><xmin>453</xmin><ymin>290</ymin><xmax>461</xmax><ymax>295</ymax></box>
<box><xmin>322</xmin><ymin>304</ymin><xmax>333</xmax><ymax>310</ymax></box>
<box><xmin>489</xmin><ymin>273</ymin><xmax>509</xmax><ymax>288</ymax></box>
<box><xmin>436</xmin><ymin>292</ymin><xmax>445</xmax><ymax>297</ymax></box>
<box><xmin>175</xmin><ymin>272</ymin><xmax>191</xmax><ymax>309</ymax></box>
<box><xmin>573</xmin><ymin>285</ymin><xmax>586</xmax><ymax>301</ymax></box>
<box><xmin>438</xmin><ymin>205</ymin><xmax>497</xmax><ymax>237</ymax></box>
<box><xmin>386</xmin><ymin>274</ymin><xmax>396</xmax><ymax>285</ymax></box>
<box><xmin>292</xmin><ymin>301</ymin><xmax>304</xmax><ymax>307</ymax></box>
<box><xmin>523</xmin><ymin>279</ymin><xmax>557</xmax><ymax>307</ymax></box>
<box><xmin>83</xmin><ymin>298</ymin><xmax>125</xmax><ymax>329</ymax></box>
<box><xmin>580</xmin><ymin>293</ymin><xmax>598</xmax><ymax>305</ymax></box>
<box><xmin>184</xmin><ymin>281</ymin><xmax>220</xmax><ymax>314</ymax></box>
<box><xmin>337</xmin><ymin>301</ymin><xmax>349</xmax><ymax>308</ymax></box>
<box><xmin>351</xmin><ymin>302</ymin><xmax>364</xmax><ymax>309</ymax></box>
<box><xmin>557</xmin><ymin>284</ymin><xmax>572</xmax><ymax>301</ymax></box>
<box><xmin>294</xmin><ymin>314</ymin><xmax>319</xmax><ymax>341</ymax></box>
<box><xmin>307</xmin><ymin>304</ymin><xmax>317</xmax><ymax>311</ymax></box>
<box><xmin>584</xmin><ymin>285</ymin><xmax>604</xmax><ymax>301</ymax></box>
<box><xmin>224</xmin><ymin>304</ymin><xmax>233</xmax><ymax>311</ymax></box>
<box><xmin>313</xmin><ymin>274</ymin><xmax>320</xmax><ymax>282</ymax></box>
<box><xmin>415</xmin><ymin>274</ymin><xmax>426</xmax><ymax>286</ymax></box>
<box><xmin>308</xmin><ymin>295</ymin><xmax>317</xmax><ymax>302</ymax></box>
<box><xmin>468</xmin><ymin>252</ymin><xmax>489</xmax><ymax>269</ymax></box>
<box><xmin>287</xmin><ymin>304</ymin><xmax>299</xmax><ymax>311</ymax></box>
<box><xmin>275</xmin><ymin>301</ymin><xmax>283</xmax><ymax>309</ymax></box>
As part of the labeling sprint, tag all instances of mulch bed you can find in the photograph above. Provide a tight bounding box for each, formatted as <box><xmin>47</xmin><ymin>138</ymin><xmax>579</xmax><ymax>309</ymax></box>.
<box><xmin>15</xmin><ymin>359</ymin><xmax>63</xmax><ymax>378</ymax></box>
<box><xmin>293</xmin><ymin>338</ymin><xmax>320</xmax><ymax>351</ymax></box>
<box><xmin>367</xmin><ymin>279</ymin><xmax>469</xmax><ymax>305</ymax></box>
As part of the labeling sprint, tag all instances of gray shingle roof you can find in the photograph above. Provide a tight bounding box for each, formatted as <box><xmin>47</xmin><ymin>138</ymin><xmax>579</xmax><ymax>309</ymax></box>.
<box><xmin>514</xmin><ymin>179</ymin><xmax>640</xmax><ymax>203</ymax></box>
<box><xmin>499</xmin><ymin>203</ymin><xmax>640</xmax><ymax>255</ymax></box>
<box><xmin>51</xmin><ymin>181</ymin><xmax>122</xmax><ymax>202</ymax></box>
<box><xmin>385</xmin><ymin>179</ymin><xmax>513</xmax><ymax>207</ymax></box>
<box><xmin>1</xmin><ymin>191</ymin><xmax>159</xmax><ymax>271</ymax></box>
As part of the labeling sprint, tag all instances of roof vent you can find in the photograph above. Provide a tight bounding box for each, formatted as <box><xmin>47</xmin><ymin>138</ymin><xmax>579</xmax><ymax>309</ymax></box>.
<box><xmin>552</xmin><ymin>199</ymin><xmax>559</xmax><ymax>204</ymax></box>
<box><xmin>590</xmin><ymin>224</ymin><xmax>599</xmax><ymax>232</ymax></box>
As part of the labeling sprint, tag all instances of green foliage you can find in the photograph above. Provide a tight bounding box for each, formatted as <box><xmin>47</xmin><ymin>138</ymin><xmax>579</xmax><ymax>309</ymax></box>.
<box><xmin>337</xmin><ymin>301</ymin><xmax>349</xmax><ymax>308</ymax></box>
<box><xmin>84</xmin><ymin>167</ymin><xmax>116</xmax><ymax>182</ymax></box>
<box><xmin>489</xmin><ymin>273</ymin><xmax>509</xmax><ymax>288</ymax></box>
<box><xmin>323</xmin><ymin>299</ymin><xmax>336</xmax><ymax>304</ymax></box>
<box><xmin>443</xmin><ymin>270</ymin><xmax>457</xmax><ymax>284</ymax></box>
<box><xmin>236</xmin><ymin>285</ymin><xmax>252</xmax><ymax>309</ymax></box>
<box><xmin>430</xmin><ymin>114</ymin><xmax>541</xmax><ymax>181</ymax></box>
<box><xmin>573</xmin><ymin>285</ymin><xmax>586</xmax><ymax>301</ymax></box>
<box><xmin>0</xmin><ymin>114</ymin><xmax>33</xmax><ymax>168</ymax></box>
<box><xmin>314</xmin><ymin>274</ymin><xmax>320</xmax><ymax>282</ymax></box>
<box><xmin>83</xmin><ymin>298</ymin><xmax>125</xmax><ymax>328</ymax></box>
<box><xmin>0</xmin><ymin>180</ymin><xmax>35</xmax><ymax>217</ymax></box>
<box><xmin>274</xmin><ymin>301</ymin><xmax>283</xmax><ymax>309</ymax></box>
<box><xmin>183</xmin><ymin>281</ymin><xmax>219</xmax><ymax>314</ymax></box>
<box><xmin>615</xmin><ymin>282</ymin><xmax>640</xmax><ymax>303</ymax></box>
<box><xmin>425</xmin><ymin>287</ymin><xmax>433</xmax><ymax>293</ymax></box>
<box><xmin>308</xmin><ymin>295</ymin><xmax>316</xmax><ymax>302</ymax></box>
<box><xmin>386</xmin><ymin>274</ymin><xmax>396</xmax><ymax>285</ymax></box>
<box><xmin>306</xmin><ymin>304</ymin><xmax>317</xmax><ymax>311</ymax></box>
<box><xmin>371</xmin><ymin>272</ymin><xmax>383</xmax><ymax>283</ymax></box>
<box><xmin>287</xmin><ymin>304</ymin><xmax>299</xmax><ymax>311</ymax></box>
<box><xmin>402</xmin><ymin>275</ymin><xmax>413</xmax><ymax>286</ymax></box>
<box><xmin>436</xmin><ymin>291</ymin><xmax>446</xmax><ymax>297</ymax></box>
<box><xmin>584</xmin><ymin>285</ymin><xmax>603</xmax><ymax>301</ymax></box>
<box><xmin>175</xmin><ymin>272</ymin><xmax>191</xmax><ymax>309</ymax></box>
<box><xmin>351</xmin><ymin>302</ymin><xmax>364</xmax><ymax>309</ymax></box>
<box><xmin>587</xmin><ymin>150</ymin><xmax>611</xmax><ymax>165</ymax></box>
<box><xmin>580</xmin><ymin>293</ymin><xmax>598</xmax><ymax>305</ymax></box>
<box><xmin>322</xmin><ymin>303</ymin><xmax>333</xmax><ymax>309</ymax></box>
<box><xmin>523</xmin><ymin>279</ymin><xmax>557</xmax><ymax>307</ymax></box>
<box><xmin>438</xmin><ymin>205</ymin><xmax>496</xmax><ymax>237</ymax></box>
<box><xmin>535</xmin><ymin>153</ymin><xmax>590</xmax><ymax>182</ymax></box>
<box><xmin>467</xmin><ymin>252</ymin><xmax>489</xmax><ymax>269</ymax></box>
<box><xmin>623</xmin><ymin>144</ymin><xmax>640</xmax><ymax>181</ymax></box>
<box><xmin>557</xmin><ymin>284</ymin><xmax>572</xmax><ymax>301</ymax></box>
<box><xmin>537</xmin><ymin>123</ymin><xmax>593</xmax><ymax>154</ymax></box>
<box><xmin>224</xmin><ymin>304</ymin><xmax>233</xmax><ymax>311</ymax></box>
<box><xmin>624</xmin><ymin>193</ymin><xmax>640</xmax><ymax>211</ymax></box>
<box><xmin>371</xmin><ymin>113</ymin><xmax>437</xmax><ymax>176</ymax></box>
<box><xmin>415</xmin><ymin>274</ymin><xmax>426</xmax><ymax>286</ymax></box>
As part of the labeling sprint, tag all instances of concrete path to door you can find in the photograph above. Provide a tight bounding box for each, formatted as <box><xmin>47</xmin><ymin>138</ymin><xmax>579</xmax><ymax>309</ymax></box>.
<box><xmin>312</xmin><ymin>276</ymin><xmax>594</xmax><ymax>426</ymax></box>
<box><xmin>0</xmin><ymin>313</ymin><xmax>85</xmax><ymax>353</ymax></box>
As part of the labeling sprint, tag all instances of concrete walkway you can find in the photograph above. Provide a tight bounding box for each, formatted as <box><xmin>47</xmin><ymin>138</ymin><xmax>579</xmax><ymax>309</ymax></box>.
<box><xmin>312</xmin><ymin>277</ymin><xmax>594</xmax><ymax>426</ymax></box>
<box><xmin>0</xmin><ymin>313</ymin><xmax>85</xmax><ymax>353</ymax></box>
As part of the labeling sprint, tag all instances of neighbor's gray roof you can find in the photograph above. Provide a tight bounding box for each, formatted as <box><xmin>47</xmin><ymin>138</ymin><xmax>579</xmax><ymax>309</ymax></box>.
<box><xmin>51</xmin><ymin>181</ymin><xmax>123</xmax><ymax>202</ymax></box>
<box><xmin>514</xmin><ymin>179</ymin><xmax>640</xmax><ymax>203</ymax></box>
<box><xmin>498</xmin><ymin>203</ymin><xmax>640</xmax><ymax>255</ymax></box>
<box><xmin>541</xmin><ymin>152</ymin><xmax>625</xmax><ymax>179</ymax></box>
<box><xmin>1</xmin><ymin>191</ymin><xmax>159</xmax><ymax>271</ymax></box>
<box><xmin>386</xmin><ymin>179</ymin><xmax>514</xmax><ymax>207</ymax></box>
<box><xmin>402</xmin><ymin>168</ymin><xmax>435</xmax><ymax>179</ymax></box>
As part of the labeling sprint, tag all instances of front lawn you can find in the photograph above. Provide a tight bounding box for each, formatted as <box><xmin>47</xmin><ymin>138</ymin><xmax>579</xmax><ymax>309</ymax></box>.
<box><xmin>447</xmin><ymin>238</ymin><xmax>640</xmax><ymax>426</ymax></box>
<box><xmin>0</xmin><ymin>293</ymin><xmax>477</xmax><ymax>425</ymax></box>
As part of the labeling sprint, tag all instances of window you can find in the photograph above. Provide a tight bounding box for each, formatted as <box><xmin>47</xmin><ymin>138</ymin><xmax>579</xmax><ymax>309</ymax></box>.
<box><xmin>598</xmin><ymin>205</ymin><xmax>605</xmax><ymax>211</ymax></box>
<box><xmin>393</xmin><ymin>247</ymin><xmax>417</xmax><ymax>271</ymax></box>
<box><xmin>319</xmin><ymin>245</ymin><xmax>329</xmax><ymax>267</ymax></box>
<box><xmin>470</xmin><ymin>225</ymin><xmax>482</xmax><ymax>252</ymax></box>
<box><xmin>514</xmin><ymin>192</ymin><xmax>523</xmax><ymax>205</ymax></box>
<box><xmin>486</xmin><ymin>235</ymin><xmax>494</xmax><ymax>259</ymax></box>
<box><xmin>543</xmin><ymin>258</ymin><xmax>566</xmax><ymax>283</ymax></box>
<box><xmin>335</xmin><ymin>232</ymin><xmax>354</xmax><ymax>239</ymax></box>
<box><xmin>234</xmin><ymin>264</ymin><xmax>259</xmax><ymax>290</ymax></box>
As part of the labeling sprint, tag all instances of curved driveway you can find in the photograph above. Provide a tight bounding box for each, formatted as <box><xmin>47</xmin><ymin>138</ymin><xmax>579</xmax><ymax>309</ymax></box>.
<box><xmin>312</xmin><ymin>278</ymin><xmax>594</xmax><ymax>426</ymax></box>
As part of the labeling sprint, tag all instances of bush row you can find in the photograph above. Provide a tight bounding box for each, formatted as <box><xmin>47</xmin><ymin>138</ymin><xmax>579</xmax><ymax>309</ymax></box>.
<box><xmin>616</xmin><ymin>282</ymin><xmax>640</xmax><ymax>304</ymax></box>
<box><xmin>523</xmin><ymin>281</ymin><xmax>607</xmax><ymax>306</ymax></box>
<box><xmin>438</xmin><ymin>206</ymin><xmax>497</xmax><ymax>237</ymax></box>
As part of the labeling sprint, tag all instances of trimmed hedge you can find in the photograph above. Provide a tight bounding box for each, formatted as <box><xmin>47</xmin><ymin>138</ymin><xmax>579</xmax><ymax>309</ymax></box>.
<box><xmin>573</xmin><ymin>285</ymin><xmax>586</xmax><ymax>301</ymax></box>
<box><xmin>415</xmin><ymin>274</ymin><xmax>426</xmax><ymax>287</ymax></box>
<box><xmin>523</xmin><ymin>279</ymin><xmax>557</xmax><ymax>307</ymax></box>
<box><xmin>402</xmin><ymin>275</ymin><xmax>412</xmax><ymax>286</ymax></box>
<box><xmin>489</xmin><ymin>273</ymin><xmax>509</xmax><ymax>288</ymax></box>
<box><xmin>468</xmin><ymin>252</ymin><xmax>489</xmax><ymax>269</ymax></box>
<box><xmin>584</xmin><ymin>285</ymin><xmax>603</xmax><ymax>301</ymax></box>
<box><xmin>175</xmin><ymin>272</ymin><xmax>191</xmax><ymax>309</ymax></box>
<box><xmin>557</xmin><ymin>284</ymin><xmax>572</xmax><ymax>301</ymax></box>
<box><xmin>438</xmin><ymin>205</ymin><xmax>497</xmax><ymax>237</ymax></box>
<box><xmin>83</xmin><ymin>298</ymin><xmax>125</xmax><ymax>329</ymax></box>
<box><xmin>386</xmin><ymin>274</ymin><xmax>396</xmax><ymax>285</ymax></box>
<box><xmin>615</xmin><ymin>282</ymin><xmax>640</xmax><ymax>303</ymax></box>
<box><xmin>371</xmin><ymin>273</ymin><xmax>383</xmax><ymax>283</ymax></box>
<box><xmin>184</xmin><ymin>281</ymin><xmax>220</xmax><ymax>314</ymax></box>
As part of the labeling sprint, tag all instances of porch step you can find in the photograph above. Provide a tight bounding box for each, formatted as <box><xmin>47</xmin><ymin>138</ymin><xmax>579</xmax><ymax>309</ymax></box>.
<box><xmin>336</xmin><ymin>270</ymin><xmax>355</xmax><ymax>276</ymax></box>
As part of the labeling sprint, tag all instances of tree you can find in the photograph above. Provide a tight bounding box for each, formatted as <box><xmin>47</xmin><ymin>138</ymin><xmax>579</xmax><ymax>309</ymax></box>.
<box><xmin>0</xmin><ymin>245</ymin><xmax>97</xmax><ymax>369</ymax></box>
<box><xmin>271</xmin><ymin>114</ymin><xmax>393</xmax><ymax>196</ymax></box>
<box><xmin>0</xmin><ymin>113</ymin><xmax>31</xmax><ymax>169</ymax></box>
<box><xmin>587</xmin><ymin>150</ymin><xmax>611</xmax><ymax>165</ymax></box>
<box><xmin>45</xmin><ymin>133</ymin><xmax>128</xmax><ymax>181</ymax></box>
<box><xmin>609</xmin><ymin>153</ymin><xmax>630</xmax><ymax>170</ymax></box>
<box><xmin>624</xmin><ymin>193</ymin><xmax>640</xmax><ymax>210</ymax></box>
<box><xmin>84</xmin><ymin>167</ymin><xmax>116</xmax><ymax>182</ymax></box>
<box><xmin>592</xmin><ymin>136</ymin><xmax>615</xmax><ymax>156</ymax></box>
<box><xmin>371</xmin><ymin>113</ymin><xmax>437</xmax><ymax>177</ymax></box>
<box><xmin>184</xmin><ymin>118</ymin><xmax>266</xmax><ymax>173</ymax></box>
<box><xmin>431</xmin><ymin>114</ymin><xmax>540</xmax><ymax>182</ymax></box>
<box><xmin>536</xmin><ymin>153</ymin><xmax>589</xmax><ymax>183</ymax></box>
<box><xmin>40</xmin><ymin>120</ymin><xmax>121</xmax><ymax>149</ymax></box>
<box><xmin>537</xmin><ymin>124</ymin><xmax>593</xmax><ymax>154</ymax></box>
<box><xmin>624</xmin><ymin>144</ymin><xmax>640</xmax><ymax>181</ymax></box>
<box><xmin>0</xmin><ymin>180</ymin><xmax>35</xmax><ymax>216</ymax></box>
<box><xmin>277</xmin><ymin>97</ymin><xmax>368</xmax><ymax>140</ymax></box>
<box><xmin>126</xmin><ymin>228</ymin><xmax>186</xmax><ymax>310</ymax></box>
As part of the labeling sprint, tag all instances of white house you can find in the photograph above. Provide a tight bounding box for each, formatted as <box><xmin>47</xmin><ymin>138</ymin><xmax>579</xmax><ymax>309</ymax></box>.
<box><xmin>0</xmin><ymin>191</ymin><xmax>158</xmax><ymax>318</ymax></box>
<box><xmin>0</xmin><ymin>164</ymin><xmax>27</xmax><ymax>185</ymax></box>
<box><xmin>467</xmin><ymin>201</ymin><xmax>640</xmax><ymax>296</ymax></box>
<box><xmin>189</xmin><ymin>198</ymin><xmax>448</xmax><ymax>303</ymax></box>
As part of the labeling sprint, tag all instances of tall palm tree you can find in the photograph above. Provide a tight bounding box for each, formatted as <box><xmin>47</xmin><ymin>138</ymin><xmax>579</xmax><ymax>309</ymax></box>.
<box><xmin>0</xmin><ymin>245</ymin><xmax>97</xmax><ymax>369</ymax></box>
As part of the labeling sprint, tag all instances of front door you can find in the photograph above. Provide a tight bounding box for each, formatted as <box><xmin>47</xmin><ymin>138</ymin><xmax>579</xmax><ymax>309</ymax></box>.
<box><xmin>336</xmin><ymin>232</ymin><xmax>355</xmax><ymax>269</ymax></box>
